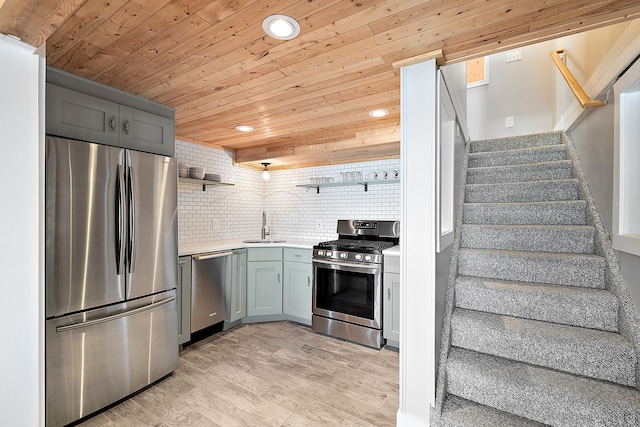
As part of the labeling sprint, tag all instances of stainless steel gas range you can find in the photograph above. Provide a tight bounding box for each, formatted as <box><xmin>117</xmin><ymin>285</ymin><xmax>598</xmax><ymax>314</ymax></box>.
<box><xmin>312</xmin><ymin>220</ymin><xmax>400</xmax><ymax>349</ymax></box>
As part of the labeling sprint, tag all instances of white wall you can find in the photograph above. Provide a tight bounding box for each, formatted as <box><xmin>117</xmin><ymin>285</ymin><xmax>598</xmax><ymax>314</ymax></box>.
<box><xmin>265</xmin><ymin>160</ymin><xmax>400</xmax><ymax>241</ymax></box>
<box><xmin>468</xmin><ymin>21</ymin><xmax>637</xmax><ymax>142</ymax></box>
<box><xmin>0</xmin><ymin>36</ymin><xmax>43</xmax><ymax>425</ymax></box>
<box><xmin>176</xmin><ymin>139</ymin><xmax>401</xmax><ymax>244</ymax></box>
<box><xmin>553</xmin><ymin>21</ymin><xmax>633</xmax><ymax>128</ymax></box>
<box><xmin>176</xmin><ymin>140</ymin><xmax>264</xmax><ymax>244</ymax></box>
<box><xmin>467</xmin><ymin>41</ymin><xmax>557</xmax><ymax>140</ymax></box>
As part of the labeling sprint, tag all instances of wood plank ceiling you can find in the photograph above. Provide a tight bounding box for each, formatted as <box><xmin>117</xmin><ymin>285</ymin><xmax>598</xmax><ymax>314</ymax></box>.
<box><xmin>2</xmin><ymin>0</ymin><xmax>640</xmax><ymax>169</ymax></box>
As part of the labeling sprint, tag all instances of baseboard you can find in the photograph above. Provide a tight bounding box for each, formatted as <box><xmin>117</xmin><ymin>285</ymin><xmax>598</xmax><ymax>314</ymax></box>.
<box><xmin>397</xmin><ymin>409</ymin><xmax>430</xmax><ymax>427</ymax></box>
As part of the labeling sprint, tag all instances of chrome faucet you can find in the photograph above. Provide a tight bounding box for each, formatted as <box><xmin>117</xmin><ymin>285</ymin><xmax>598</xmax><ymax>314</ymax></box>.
<box><xmin>261</xmin><ymin>211</ymin><xmax>270</xmax><ymax>239</ymax></box>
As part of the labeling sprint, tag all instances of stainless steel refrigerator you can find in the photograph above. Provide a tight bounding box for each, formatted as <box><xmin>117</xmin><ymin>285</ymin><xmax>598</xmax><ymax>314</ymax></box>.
<box><xmin>45</xmin><ymin>135</ymin><xmax>179</xmax><ymax>427</ymax></box>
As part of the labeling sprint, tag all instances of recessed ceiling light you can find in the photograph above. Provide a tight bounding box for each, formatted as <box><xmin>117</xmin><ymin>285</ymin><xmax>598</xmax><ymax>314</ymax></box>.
<box><xmin>235</xmin><ymin>125</ymin><xmax>254</xmax><ymax>132</ymax></box>
<box><xmin>369</xmin><ymin>109</ymin><xmax>389</xmax><ymax>118</ymax></box>
<box><xmin>262</xmin><ymin>15</ymin><xmax>300</xmax><ymax>40</ymax></box>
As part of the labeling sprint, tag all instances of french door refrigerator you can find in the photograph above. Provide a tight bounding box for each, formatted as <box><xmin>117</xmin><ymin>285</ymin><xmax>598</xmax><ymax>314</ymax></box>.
<box><xmin>45</xmin><ymin>135</ymin><xmax>179</xmax><ymax>427</ymax></box>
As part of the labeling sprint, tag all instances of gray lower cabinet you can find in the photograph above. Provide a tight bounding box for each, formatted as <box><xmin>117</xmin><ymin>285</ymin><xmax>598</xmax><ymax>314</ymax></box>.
<box><xmin>177</xmin><ymin>256</ymin><xmax>192</xmax><ymax>345</ymax></box>
<box><xmin>46</xmin><ymin>69</ymin><xmax>175</xmax><ymax>157</ymax></box>
<box><xmin>283</xmin><ymin>248</ymin><xmax>312</xmax><ymax>324</ymax></box>
<box><xmin>247</xmin><ymin>248</ymin><xmax>283</xmax><ymax>316</ymax></box>
<box><xmin>383</xmin><ymin>254</ymin><xmax>400</xmax><ymax>347</ymax></box>
<box><xmin>228</xmin><ymin>248</ymin><xmax>247</xmax><ymax>323</ymax></box>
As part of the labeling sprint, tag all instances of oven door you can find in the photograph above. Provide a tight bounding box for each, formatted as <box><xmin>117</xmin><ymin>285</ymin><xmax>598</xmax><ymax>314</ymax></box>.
<box><xmin>312</xmin><ymin>258</ymin><xmax>382</xmax><ymax>329</ymax></box>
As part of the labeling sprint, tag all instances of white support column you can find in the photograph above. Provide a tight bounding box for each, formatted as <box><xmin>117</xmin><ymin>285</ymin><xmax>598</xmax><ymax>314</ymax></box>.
<box><xmin>398</xmin><ymin>59</ymin><xmax>438</xmax><ymax>426</ymax></box>
<box><xmin>0</xmin><ymin>34</ymin><xmax>45</xmax><ymax>426</ymax></box>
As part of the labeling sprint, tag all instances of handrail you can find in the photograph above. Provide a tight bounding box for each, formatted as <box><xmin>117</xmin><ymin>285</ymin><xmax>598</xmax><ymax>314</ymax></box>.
<box><xmin>550</xmin><ymin>49</ymin><xmax>606</xmax><ymax>109</ymax></box>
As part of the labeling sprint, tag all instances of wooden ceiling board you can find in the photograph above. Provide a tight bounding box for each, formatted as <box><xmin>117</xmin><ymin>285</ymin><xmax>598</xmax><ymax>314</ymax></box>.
<box><xmin>3</xmin><ymin>0</ymin><xmax>640</xmax><ymax>168</ymax></box>
<box><xmin>64</xmin><ymin>0</ymin><xmax>215</xmax><ymax>77</ymax></box>
<box><xmin>178</xmin><ymin>70</ymin><xmax>399</xmax><ymax>134</ymax></box>
<box><xmin>173</xmin><ymin>56</ymin><xmax>392</xmax><ymax>128</ymax></box>
<box><xmin>0</xmin><ymin>0</ymin><xmax>86</xmax><ymax>46</ymax></box>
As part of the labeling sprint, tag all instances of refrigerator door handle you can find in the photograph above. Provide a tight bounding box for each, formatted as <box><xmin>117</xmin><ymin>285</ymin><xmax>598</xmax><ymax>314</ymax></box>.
<box><xmin>55</xmin><ymin>296</ymin><xmax>175</xmax><ymax>332</ymax></box>
<box><xmin>115</xmin><ymin>164</ymin><xmax>126</xmax><ymax>275</ymax></box>
<box><xmin>126</xmin><ymin>155</ymin><xmax>136</xmax><ymax>274</ymax></box>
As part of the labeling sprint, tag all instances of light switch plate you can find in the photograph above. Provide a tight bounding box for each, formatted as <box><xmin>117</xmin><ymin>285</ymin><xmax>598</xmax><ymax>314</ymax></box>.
<box><xmin>505</xmin><ymin>116</ymin><xmax>514</xmax><ymax>128</ymax></box>
<box><xmin>506</xmin><ymin>50</ymin><xmax>522</xmax><ymax>62</ymax></box>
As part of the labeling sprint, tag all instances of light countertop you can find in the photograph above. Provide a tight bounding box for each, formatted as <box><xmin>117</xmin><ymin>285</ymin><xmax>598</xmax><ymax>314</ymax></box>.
<box><xmin>383</xmin><ymin>245</ymin><xmax>401</xmax><ymax>257</ymax></box>
<box><xmin>179</xmin><ymin>239</ymin><xmax>318</xmax><ymax>256</ymax></box>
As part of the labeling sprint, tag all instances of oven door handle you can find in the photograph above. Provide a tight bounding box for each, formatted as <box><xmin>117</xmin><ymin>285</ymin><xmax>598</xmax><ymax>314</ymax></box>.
<box><xmin>313</xmin><ymin>258</ymin><xmax>380</xmax><ymax>270</ymax></box>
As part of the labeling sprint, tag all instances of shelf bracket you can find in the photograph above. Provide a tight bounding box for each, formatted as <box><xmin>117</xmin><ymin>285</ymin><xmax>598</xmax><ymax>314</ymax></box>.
<box><xmin>364</xmin><ymin>183</ymin><xmax>368</xmax><ymax>192</ymax></box>
<box><xmin>316</xmin><ymin>186</ymin><xmax>320</xmax><ymax>194</ymax></box>
<box><xmin>202</xmin><ymin>184</ymin><xmax>207</xmax><ymax>192</ymax></box>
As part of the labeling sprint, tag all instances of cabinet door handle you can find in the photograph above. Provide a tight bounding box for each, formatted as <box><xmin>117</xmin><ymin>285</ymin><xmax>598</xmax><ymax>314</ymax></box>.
<box><xmin>277</xmin><ymin>273</ymin><xmax>280</xmax><ymax>283</ymax></box>
<box><xmin>123</xmin><ymin>119</ymin><xmax>130</xmax><ymax>134</ymax></box>
<box><xmin>109</xmin><ymin>116</ymin><xmax>117</xmax><ymax>131</ymax></box>
<box><xmin>387</xmin><ymin>288</ymin><xmax>391</xmax><ymax>300</ymax></box>
<box><xmin>307</xmin><ymin>277</ymin><xmax>310</xmax><ymax>286</ymax></box>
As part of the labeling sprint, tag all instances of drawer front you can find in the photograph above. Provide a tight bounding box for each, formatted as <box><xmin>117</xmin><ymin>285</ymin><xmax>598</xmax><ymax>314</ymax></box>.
<box><xmin>283</xmin><ymin>248</ymin><xmax>312</xmax><ymax>263</ymax></box>
<box><xmin>46</xmin><ymin>291</ymin><xmax>178</xmax><ymax>427</ymax></box>
<box><xmin>247</xmin><ymin>247</ymin><xmax>282</xmax><ymax>262</ymax></box>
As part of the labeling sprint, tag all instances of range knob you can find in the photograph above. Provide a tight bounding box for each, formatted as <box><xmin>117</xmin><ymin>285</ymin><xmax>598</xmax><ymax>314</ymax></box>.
<box><xmin>355</xmin><ymin>253</ymin><xmax>363</xmax><ymax>261</ymax></box>
<box><xmin>364</xmin><ymin>255</ymin><xmax>373</xmax><ymax>262</ymax></box>
<box><xmin>318</xmin><ymin>250</ymin><xmax>325</xmax><ymax>256</ymax></box>
<box><xmin>340</xmin><ymin>252</ymin><xmax>348</xmax><ymax>259</ymax></box>
<box><xmin>326</xmin><ymin>251</ymin><xmax>333</xmax><ymax>257</ymax></box>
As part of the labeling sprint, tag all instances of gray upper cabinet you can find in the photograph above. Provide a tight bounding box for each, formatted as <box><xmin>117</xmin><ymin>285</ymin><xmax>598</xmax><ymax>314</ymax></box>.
<box><xmin>46</xmin><ymin>84</ymin><xmax>120</xmax><ymax>147</ymax></box>
<box><xmin>118</xmin><ymin>105</ymin><xmax>174</xmax><ymax>156</ymax></box>
<box><xmin>46</xmin><ymin>66</ymin><xmax>175</xmax><ymax>157</ymax></box>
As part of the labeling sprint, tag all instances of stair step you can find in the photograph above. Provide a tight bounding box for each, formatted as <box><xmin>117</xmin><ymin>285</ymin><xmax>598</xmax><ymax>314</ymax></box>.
<box><xmin>431</xmin><ymin>396</ymin><xmax>547</xmax><ymax>427</ymax></box>
<box><xmin>470</xmin><ymin>132</ymin><xmax>562</xmax><ymax>153</ymax></box>
<box><xmin>455</xmin><ymin>276</ymin><xmax>619</xmax><ymax>331</ymax></box>
<box><xmin>463</xmin><ymin>200</ymin><xmax>586</xmax><ymax>225</ymax></box>
<box><xmin>446</xmin><ymin>348</ymin><xmax>640</xmax><ymax>427</ymax></box>
<box><xmin>457</xmin><ymin>248</ymin><xmax>605</xmax><ymax>288</ymax></box>
<box><xmin>468</xmin><ymin>144</ymin><xmax>566</xmax><ymax>168</ymax></box>
<box><xmin>460</xmin><ymin>224</ymin><xmax>594</xmax><ymax>253</ymax></box>
<box><xmin>451</xmin><ymin>309</ymin><xmax>636</xmax><ymax>386</ymax></box>
<box><xmin>467</xmin><ymin>160</ymin><xmax>572</xmax><ymax>184</ymax></box>
<box><xmin>465</xmin><ymin>179</ymin><xmax>579</xmax><ymax>203</ymax></box>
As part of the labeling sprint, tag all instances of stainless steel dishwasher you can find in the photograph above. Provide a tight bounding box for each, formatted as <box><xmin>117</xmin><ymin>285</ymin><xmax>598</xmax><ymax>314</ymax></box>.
<box><xmin>191</xmin><ymin>251</ymin><xmax>232</xmax><ymax>333</ymax></box>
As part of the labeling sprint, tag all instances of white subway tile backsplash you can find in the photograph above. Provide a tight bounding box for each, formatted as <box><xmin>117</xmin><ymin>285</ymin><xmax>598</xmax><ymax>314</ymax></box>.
<box><xmin>176</xmin><ymin>139</ymin><xmax>400</xmax><ymax>245</ymax></box>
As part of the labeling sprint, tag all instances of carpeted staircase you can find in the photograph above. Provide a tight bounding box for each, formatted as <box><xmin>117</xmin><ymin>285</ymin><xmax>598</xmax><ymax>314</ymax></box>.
<box><xmin>431</xmin><ymin>131</ymin><xmax>640</xmax><ymax>426</ymax></box>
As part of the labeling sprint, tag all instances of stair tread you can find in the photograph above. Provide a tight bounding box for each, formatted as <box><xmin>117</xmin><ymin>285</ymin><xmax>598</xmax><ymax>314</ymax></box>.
<box><xmin>455</xmin><ymin>275</ymin><xmax>619</xmax><ymax>331</ymax></box>
<box><xmin>467</xmin><ymin>161</ymin><xmax>573</xmax><ymax>184</ymax></box>
<box><xmin>447</xmin><ymin>348</ymin><xmax>640</xmax><ymax>426</ymax></box>
<box><xmin>470</xmin><ymin>132</ymin><xmax>562</xmax><ymax>153</ymax></box>
<box><xmin>465</xmin><ymin>179</ymin><xmax>579</xmax><ymax>203</ymax></box>
<box><xmin>469</xmin><ymin>144</ymin><xmax>566</xmax><ymax>158</ymax></box>
<box><xmin>463</xmin><ymin>200</ymin><xmax>586</xmax><ymax>225</ymax></box>
<box><xmin>468</xmin><ymin>159</ymin><xmax>571</xmax><ymax>172</ymax></box>
<box><xmin>458</xmin><ymin>248</ymin><xmax>605</xmax><ymax>288</ymax></box>
<box><xmin>468</xmin><ymin>144</ymin><xmax>566</xmax><ymax>168</ymax></box>
<box><xmin>432</xmin><ymin>396</ymin><xmax>548</xmax><ymax>427</ymax></box>
<box><xmin>460</xmin><ymin>224</ymin><xmax>595</xmax><ymax>253</ymax></box>
<box><xmin>451</xmin><ymin>308</ymin><xmax>636</xmax><ymax>386</ymax></box>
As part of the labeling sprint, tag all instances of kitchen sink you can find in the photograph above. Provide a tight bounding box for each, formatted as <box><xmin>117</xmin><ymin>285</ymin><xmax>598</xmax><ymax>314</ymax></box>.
<box><xmin>243</xmin><ymin>239</ymin><xmax>287</xmax><ymax>244</ymax></box>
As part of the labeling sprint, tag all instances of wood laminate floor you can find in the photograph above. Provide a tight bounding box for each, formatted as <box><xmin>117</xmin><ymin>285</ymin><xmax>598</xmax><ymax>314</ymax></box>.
<box><xmin>77</xmin><ymin>321</ymin><xmax>399</xmax><ymax>426</ymax></box>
